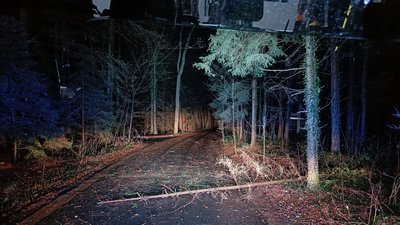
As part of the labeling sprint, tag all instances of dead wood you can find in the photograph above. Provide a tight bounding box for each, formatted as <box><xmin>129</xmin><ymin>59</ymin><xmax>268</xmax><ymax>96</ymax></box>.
<box><xmin>97</xmin><ymin>178</ymin><xmax>303</xmax><ymax>205</ymax></box>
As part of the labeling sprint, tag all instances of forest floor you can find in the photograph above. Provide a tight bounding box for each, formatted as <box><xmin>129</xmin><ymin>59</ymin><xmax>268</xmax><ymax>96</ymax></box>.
<box><xmin>3</xmin><ymin>131</ymin><xmax>354</xmax><ymax>225</ymax></box>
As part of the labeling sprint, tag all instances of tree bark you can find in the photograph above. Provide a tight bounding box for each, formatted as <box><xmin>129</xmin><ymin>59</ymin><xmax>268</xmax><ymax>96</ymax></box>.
<box><xmin>250</xmin><ymin>77</ymin><xmax>257</xmax><ymax>147</ymax></box>
<box><xmin>174</xmin><ymin>27</ymin><xmax>194</xmax><ymax>134</ymax></box>
<box><xmin>330</xmin><ymin>40</ymin><xmax>341</xmax><ymax>153</ymax></box>
<box><xmin>305</xmin><ymin>35</ymin><xmax>320</xmax><ymax>190</ymax></box>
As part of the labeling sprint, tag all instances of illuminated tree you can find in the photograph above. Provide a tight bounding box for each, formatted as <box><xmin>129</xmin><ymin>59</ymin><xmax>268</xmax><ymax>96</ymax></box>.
<box><xmin>195</xmin><ymin>30</ymin><xmax>284</xmax><ymax>147</ymax></box>
<box><xmin>208</xmin><ymin>73</ymin><xmax>249</xmax><ymax>148</ymax></box>
<box><xmin>174</xmin><ymin>26</ymin><xmax>194</xmax><ymax>134</ymax></box>
<box><xmin>304</xmin><ymin>35</ymin><xmax>320</xmax><ymax>189</ymax></box>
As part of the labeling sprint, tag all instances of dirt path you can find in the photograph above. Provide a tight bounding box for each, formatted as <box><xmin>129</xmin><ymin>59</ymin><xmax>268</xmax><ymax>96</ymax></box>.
<box><xmin>24</xmin><ymin>131</ymin><xmax>268</xmax><ymax>225</ymax></box>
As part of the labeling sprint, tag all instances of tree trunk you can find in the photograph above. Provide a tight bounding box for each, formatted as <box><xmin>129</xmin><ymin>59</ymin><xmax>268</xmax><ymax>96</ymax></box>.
<box><xmin>330</xmin><ymin>40</ymin><xmax>341</xmax><ymax>153</ymax></box>
<box><xmin>128</xmin><ymin>92</ymin><xmax>135</xmax><ymax>140</ymax></box>
<box><xmin>220</xmin><ymin>120</ymin><xmax>225</xmax><ymax>144</ymax></box>
<box><xmin>345</xmin><ymin>43</ymin><xmax>355</xmax><ymax>149</ymax></box>
<box><xmin>284</xmin><ymin>59</ymin><xmax>295</xmax><ymax>145</ymax></box>
<box><xmin>174</xmin><ymin>27</ymin><xmax>194</xmax><ymax>134</ymax></box>
<box><xmin>284</xmin><ymin>98</ymin><xmax>292</xmax><ymax>145</ymax></box>
<box><xmin>231</xmin><ymin>82</ymin><xmax>237</xmax><ymax>150</ymax></box>
<box><xmin>106</xmin><ymin>21</ymin><xmax>114</xmax><ymax>132</ymax></box>
<box><xmin>262</xmin><ymin>86</ymin><xmax>267</xmax><ymax>155</ymax></box>
<box><xmin>324</xmin><ymin>0</ymin><xmax>330</xmax><ymax>27</ymax></box>
<box><xmin>305</xmin><ymin>35</ymin><xmax>320</xmax><ymax>190</ymax></box>
<box><xmin>13</xmin><ymin>141</ymin><xmax>17</xmax><ymax>165</ymax></box>
<box><xmin>258</xmin><ymin>85</ymin><xmax>262</xmax><ymax>134</ymax></box>
<box><xmin>81</xmin><ymin>77</ymin><xmax>85</xmax><ymax>153</ymax></box>
<box><xmin>151</xmin><ymin>50</ymin><xmax>158</xmax><ymax>135</ymax></box>
<box><xmin>107</xmin><ymin>20</ymin><xmax>114</xmax><ymax>103</ymax></box>
<box><xmin>251</xmin><ymin>78</ymin><xmax>257</xmax><ymax>147</ymax></box>
<box><xmin>359</xmin><ymin>45</ymin><xmax>368</xmax><ymax>143</ymax></box>
<box><xmin>277</xmin><ymin>91</ymin><xmax>284</xmax><ymax>141</ymax></box>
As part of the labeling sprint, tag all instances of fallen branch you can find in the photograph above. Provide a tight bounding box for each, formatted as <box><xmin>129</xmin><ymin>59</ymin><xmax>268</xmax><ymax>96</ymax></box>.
<box><xmin>97</xmin><ymin>178</ymin><xmax>303</xmax><ymax>205</ymax></box>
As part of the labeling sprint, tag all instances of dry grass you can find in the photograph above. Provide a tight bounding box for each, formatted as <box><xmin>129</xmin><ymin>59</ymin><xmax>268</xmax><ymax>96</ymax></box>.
<box><xmin>218</xmin><ymin>148</ymin><xmax>303</xmax><ymax>184</ymax></box>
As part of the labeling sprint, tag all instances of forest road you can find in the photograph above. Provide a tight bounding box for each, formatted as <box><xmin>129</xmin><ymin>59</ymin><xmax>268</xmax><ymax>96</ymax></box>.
<box><xmin>25</xmin><ymin>131</ymin><xmax>268</xmax><ymax>225</ymax></box>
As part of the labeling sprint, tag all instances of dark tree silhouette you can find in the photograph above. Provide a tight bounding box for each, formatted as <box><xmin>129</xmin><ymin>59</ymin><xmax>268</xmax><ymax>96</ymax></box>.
<box><xmin>0</xmin><ymin>16</ymin><xmax>58</xmax><ymax>162</ymax></box>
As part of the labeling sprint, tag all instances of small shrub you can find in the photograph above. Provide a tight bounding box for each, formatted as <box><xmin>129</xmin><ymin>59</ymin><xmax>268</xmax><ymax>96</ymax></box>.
<box><xmin>44</xmin><ymin>137</ymin><xmax>73</xmax><ymax>152</ymax></box>
<box><xmin>21</xmin><ymin>139</ymin><xmax>47</xmax><ymax>159</ymax></box>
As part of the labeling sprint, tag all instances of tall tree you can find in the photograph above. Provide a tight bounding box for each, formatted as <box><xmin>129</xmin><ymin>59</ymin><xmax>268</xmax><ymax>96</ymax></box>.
<box><xmin>250</xmin><ymin>77</ymin><xmax>257</xmax><ymax>147</ymax></box>
<box><xmin>174</xmin><ymin>26</ymin><xmax>194</xmax><ymax>134</ymax></box>
<box><xmin>149</xmin><ymin>32</ymin><xmax>168</xmax><ymax>135</ymax></box>
<box><xmin>359</xmin><ymin>44</ymin><xmax>368</xmax><ymax>143</ymax></box>
<box><xmin>345</xmin><ymin>43</ymin><xmax>355</xmax><ymax>149</ymax></box>
<box><xmin>195</xmin><ymin>30</ymin><xmax>284</xmax><ymax>145</ymax></box>
<box><xmin>330</xmin><ymin>40</ymin><xmax>340</xmax><ymax>153</ymax></box>
<box><xmin>304</xmin><ymin>35</ymin><xmax>320</xmax><ymax>189</ymax></box>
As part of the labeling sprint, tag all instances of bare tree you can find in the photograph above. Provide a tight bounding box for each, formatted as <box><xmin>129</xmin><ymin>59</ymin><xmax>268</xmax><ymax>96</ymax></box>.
<box><xmin>174</xmin><ymin>26</ymin><xmax>194</xmax><ymax>134</ymax></box>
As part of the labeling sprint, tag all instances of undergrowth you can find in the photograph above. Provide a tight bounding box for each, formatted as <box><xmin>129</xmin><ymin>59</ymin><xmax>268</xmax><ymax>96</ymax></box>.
<box><xmin>218</xmin><ymin>148</ymin><xmax>303</xmax><ymax>184</ymax></box>
<box><xmin>221</xmin><ymin>136</ymin><xmax>400</xmax><ymax>224</ymax></box>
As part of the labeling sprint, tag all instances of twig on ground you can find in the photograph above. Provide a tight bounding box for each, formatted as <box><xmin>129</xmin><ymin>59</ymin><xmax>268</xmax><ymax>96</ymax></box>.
<box><xmin>164</xmin><ymin>193</ymin><xmax>199</xmax><ymax>214</ymax></box>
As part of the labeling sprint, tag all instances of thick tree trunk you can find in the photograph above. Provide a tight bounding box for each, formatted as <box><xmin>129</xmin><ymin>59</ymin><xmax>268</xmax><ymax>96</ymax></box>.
<box><xmin>359</xmin><ymin>45</ymin><xmax>368</xmax><ymax>143</ymax></box>
<box><xmin>251</xmin><ymin>78</ymin><xmax>257</xmax><ymax>147</ymax></box>
<box><xmin>174</xmin><ymin>27</ymin><xmax>194</xmax><ymax>134</ymax></box>
<box><xmin>305</xmin><ymin>35</ymin><xmax>320</xmax><ymax>190</ymax></box>
<box><xmin>330</xmin><ymin>40</ymin><xmax>341</xmax><ymax>153</ymax></box>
